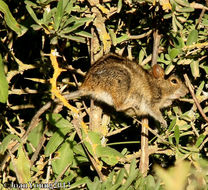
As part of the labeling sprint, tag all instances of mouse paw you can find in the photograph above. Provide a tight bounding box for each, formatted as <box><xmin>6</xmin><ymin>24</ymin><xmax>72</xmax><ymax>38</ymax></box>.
<box><xmin>160</xmin><ymin>120</ymin><xmax>167</xmax><ymax>128</ymax></box>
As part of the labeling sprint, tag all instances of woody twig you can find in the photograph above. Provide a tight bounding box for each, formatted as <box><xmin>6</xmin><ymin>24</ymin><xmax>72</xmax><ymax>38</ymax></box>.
<box><xmin>184</xmin><ymin>74</ymin><xmax>208</xmax><ymax>123</ymax></box>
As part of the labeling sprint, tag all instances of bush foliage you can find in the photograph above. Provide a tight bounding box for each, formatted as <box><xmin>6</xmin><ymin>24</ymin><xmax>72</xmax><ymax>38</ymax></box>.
<box><xmin>0</xmin><ymin>0</ymin><xmax>208</xmax><ymax>189</ymax></box>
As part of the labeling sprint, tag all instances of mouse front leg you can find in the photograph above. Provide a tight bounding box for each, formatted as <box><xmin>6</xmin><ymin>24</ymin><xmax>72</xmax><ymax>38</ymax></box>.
<box><xmin>147</xmin><ymin>108</ymin><xmax>167</xmax><ymax>128</ymax></box>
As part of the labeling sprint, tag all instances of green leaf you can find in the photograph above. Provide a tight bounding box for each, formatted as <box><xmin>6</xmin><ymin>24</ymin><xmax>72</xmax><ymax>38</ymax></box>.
<box><xmin>177</xmin><ymin>59</ymin><xmax>192</xmax><ymax>65</ymax></box>
<box><xmin>174</xmin><ymin>0</ymin><xmax>190</xmax><ymax>7</ymax></box>
<box><xmin>70</xmin><ymin>177</ymin><xmax>90</xmax><ymax>189</ymax></box>
<box><xmin>42</xmin><ymin>7</ymin><xmax>53</xmax><ymax>25</ymax></box>
<box><xmin>202</xmin><ymin>18</ymin><xmax>208</xmax><ymax>26</ymax></box>
<box><xmin>44</xmin><ymin>113</ymin><xmax>74</xmax><ymax>157</ymax></box>
<box><xmin>0</xmin><ymin>54</ymin><xmax>8</xmax><ymax>103</ymax></box>
<box><xmin>172</xmin><ymin>14</ymin><xmax>178</xmax><ymax>32</ymax></box>
<box><xmin>168</xmin><ymin>118</ymin><xmax>177</xmax><ymax>132</ymax></box>
<box><xmin>87</xmin><ymin>177</ymin><xmax>101</xmax><ymax>190</ymax></box>
<box><xmin>169</xmin><ymin>48</ymin><xmax>180</xmax><ymax>59</ymax></box>
<box><xmin>44</xmin><ymin>127</ymin><xmax>71</xmax><ymax>157</ymax></box>
<box><xmin>12</xmin><ymin>145</ymin><xmax>31</xmax><ymax>183</ymax></box>
<box><xmin>96</xmin><ymin>146</ymin><xmax>124</xmax><ymax>166</ymax></box>
<box><xmin>60</xmin><ymin>34</ymin><xmax>86</xmax><ymax>43</ymax></box>
<box><xmin>138</xmin><ymin>49</ymin><xmax>145</xmax><ymax>65</ymax></box>
<box><xmin>62</xmin><ymin>22</ymin><xmax>86</xmax><ymax>34</ymax></box>
<box><xmin>61</xmin><ymin>16</ymin><xmax>80</xmax><ymax>28</ymax></box>
<box><xmin>165</xmin><ymin>54</ymin><xmax>171</xmax><ymax>60</ymax></box>
<box><xmin>174</xmin><ymin>125</ymin><xmax>180</xmax><ymax>145</ymax></box>
<box><xmin>73</xmin><ymin>144</ymin><xmax>87</xmax><ymax>157</ymax></box>
<box><xmin>116</xmin><ymin>34</ymin><xmax>129</xmax><ymax>44</ymax></box>
<box><xmin>117</xmin><ymin>0</ymin><xmax>122</xmax><ymax>13</ymax></box>
<box><xmin>51</xmin><ymin>140</ymin><xmax>74</xmax><ymax>175</ymax></box>
<box><xmin>114</xmin><ymin>168</ymin><xmax>125</xmax><ymax>185</ymax></box>
<box><xmin>165</xmin><ymin>64</ymin><xmax>175</xmax><ymax>75</ymax></box>
<box><xmin>190</xmin><ymin>61</ymin><xmax>200</xmax><ymax>79</ymax></box>
<box><xmin>54</xmin><ymin>0</ymin><xmax>64</xmax><ymax>31</ymax></box>
<box><xmin>0</xmin><ymin>134</ymin><xmax>21</xmax><ymax>154</ymax></box>
<box><xmin>83</xmin><ymin>131</ymin><xmax>101</xmax><ymax>155</ymax></box>
<box><xmin>62</xmin><ymin>17</ymin><xmax>93</xmax><ymax>34</ymax></box>
<box><xmin>164</xmin><ymin>13</ymin><xmax>172</xmax><ymax>19</ymax></box>
<box><xmin>28</xmin><ymin>121</ymin><xmax>44</xmax><ymax>148</ymax></box>
<box><xmin>201</xmin><ymin>64</ymin><xmax>208</xmax><ymax>74</ymax></box>
<box><xmin>196</xmin><ymin>81</ymin><xmax>205</xmax><ymax>96</ymax></box>
<box><xmin>0</xmin><ymin>0</ymin><xmax>27</xmax><ymax>36</ymax></box>
<box><xmin>173</xmin><ymin>36</ymin><xmax>185</xmax><ymax>49</ymax></box>
<box><xmin>129</xmin><ymin>158</ymin><xmax>137</xmax><ymax>175</ymax></box>
<box><xmin>64</xmin><ymin>0</ymin><xmax>76</xmax><ymax>14</ymax></box>
<box><xmin>120</xmin><ymin>159</ymin><xmax>139</xmax><ymax>190</ymax></box>
<box><xmin>108</xmin><ymin>28</ymin><xmax>117</xmax><ymax>46</ymax></box>
<box><xmin>186</xmin><ymin>30</ymin><xmax>198</xmax><ymax>46</ymax></box>
<box><xmin>146</xmin><ymin>175</ymin><xmax>156</xmax><ymax>189</ymax></box>
<box><xmin>175</xmin><ymin>16</ymin><xmax>183</xmax><ymax>30</ymax></box>
<box><xmin>75</xmin><ymin>31</ymin><xmax>92</xmax><ymax>38</ymax></box>
<box><xmin>46</xmin><ymin>113</ymin><xmax>73</xmax><ymax>129</ymax></box>
<box><xmin>84</xmin><ymin>131</ymin><xmax>101</xmax><ymax>145</ymax></box>
<box><xmin>25</xmin><ymin>4</ymin><xmax>42</xmax><ymax>25</ymax></box>
<box><xmin>176</xmin><ymin>7</ymin><xmax>194</xmax><ymax>12</ymax></box>
<box><xmin>195</xmin><ymin>134</ymin><xmax>205</xmax><ymax>148</ymax></box>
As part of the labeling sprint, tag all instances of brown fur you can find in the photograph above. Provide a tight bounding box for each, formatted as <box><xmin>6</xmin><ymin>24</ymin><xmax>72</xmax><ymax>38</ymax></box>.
<box><xmin>66</xmin><ymin>53</ymin><xmax>188</xmax><ymax>127</ymax></box>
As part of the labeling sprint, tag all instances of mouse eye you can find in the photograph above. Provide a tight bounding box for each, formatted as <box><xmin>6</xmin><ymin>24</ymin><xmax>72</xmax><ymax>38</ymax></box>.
<box><xmin>170</xmin><ymin>78</ymin><xmax>178</xmax><ymax>84</ymax></box>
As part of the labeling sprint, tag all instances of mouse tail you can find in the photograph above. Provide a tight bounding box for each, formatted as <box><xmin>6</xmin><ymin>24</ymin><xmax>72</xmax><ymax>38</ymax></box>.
<box><xmin>63</xmin><ymin>89</ymin><xmax>87</xmax><ymax>100</ymax></box>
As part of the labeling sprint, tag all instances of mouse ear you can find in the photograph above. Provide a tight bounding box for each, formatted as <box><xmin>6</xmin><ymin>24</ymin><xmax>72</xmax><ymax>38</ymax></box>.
<box><xmin>152</xmin><ymin>64</ymin><xmax>165</xmax><ymax>79</ymax></box>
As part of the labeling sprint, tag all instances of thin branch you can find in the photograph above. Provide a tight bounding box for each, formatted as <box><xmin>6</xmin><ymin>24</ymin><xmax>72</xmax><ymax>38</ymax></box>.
<box><xmin>184</xmin><ymin>74</ymin><xmax>208</xmax><ymax>123</ymax></box>
<box><xmin>129</xmin><ymin>30</ymin><xmax>152</xmax><ymax>40</ymax></box>
<box><xmin>139</xmin><ymin>28</ymin><xmax>161</xmax><ymax>176</ymax></box>
<box><xmin>190</xmin><ymin>2</ymin><xmax>208</xmax><ymax>11</ymax></box>
<box><xmin>151</xmin><ymin>29</ymin><xmax>161</xmax><ymax>66</ymax></box>
<box><xmin>134</xmin><ymin>118</ymin><xmax>173</xmax><ymax>147</ymax></box>
<box><xmin>0</xmin><ymin>101</ymin><xmax>52</xmax><ymax>170</ymax></box>
<box><xmin>139</xmin><ymin>118</ymin><xmax>149</xmax><ymax>176</ymax></box>
<box><xmin>190</xmin><ymin>121</ymin><xmax>199</xmax><ymax>137</ymax></box>
<box><xmin>72</xmin><ymin>118</ymin><xmax>106</xmax><ymax>181</ymax></box>
<box><xmin>199</xmin><ymin>136</ymin><xmax>208</xmax><ymax>150</ymax></box>
<box><xmin>120</xmin><ymin>146</ymin><xmax>174</xmax><ymax>163</ymax></box>
<box><xmin>196</xmin><ymin>8</ymin><xmax>205</xmax><ymax>29</ymax></box>
<box><xmin>30</xmin><ymin>133</ymin><xmax>47</xmax><ymax>166</ymax></box>
<box><xmin>106</xmin><ymin>126</ymin><xmax>130</xmax><ymax>137</ymax></box>
<box><xmin>46</xmin><ymin>154</ymin><xmax>52</xmax><ymax>183</ymax></box>
<box><xmin>54</xmin><ymin>163</ymin><xmax>71</xmax><ymax>186</ymax></box>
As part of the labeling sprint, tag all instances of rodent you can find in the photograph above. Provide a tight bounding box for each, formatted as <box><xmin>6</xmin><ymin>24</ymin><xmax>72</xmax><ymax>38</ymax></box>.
<box><xmin>65</xmin><ymin>53</ymin><xmax>188</xmax><ymax>127</ymax></box>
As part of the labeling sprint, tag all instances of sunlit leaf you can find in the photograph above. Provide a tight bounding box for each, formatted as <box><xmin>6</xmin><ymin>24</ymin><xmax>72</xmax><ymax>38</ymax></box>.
<box><xmin>28</xmin><ymin>121</ymin><xmax>44</xmax><ymax>148</ymax></box>
<box><xmin>165</xmin><ymin>64</ymin><xmax>175</xmax><ymax>75</ymax></box>
<box><xmin>195</xmin><ymin>134</ymin><xmax>205</xmax><ymax>148</ymax></box>
<box><xmin>44</xmin><ymin>127</ymin><xmax>72</xmax><ymax>157</ymax></box>
<box><xmin>174</xmin><ymin>0</ymin><xmax>190</xmax><ymax>7</ymax></box>
<box><xmin>186</xmin><ymin>30</ymin><xmax>198</xmax><ymax>46</ymax></box>
<box><xmin>190</xmin><ymin>61</ymin><xmax>200</xmax><ymax>79</ymax></box>
<box><xmin>46</xmin><ymin>113</ymin><xmax>73</xmax><ymax>129</ymax></box>
<box><xmin>0</xmin><ymin>0</ymin><xmax>27</xmax><ymax>36</ymax></box>
<box><xmin>176</xmin><ymin>7</ymin><xmax>194</xmax><ymax>12</ymax></box>
<box><xmin>26</xmin><ymin>4</ymin><xmax>42</xmax><ymax>25</ymax></box>
<box><xmin>0</xmin><ymin>54</ymin><xmax>8</xmax><ymax>103</ymax></box>
<box><xmin>196</xmin><ymin>81</ymin><xmax>205</xmax><ymax>96</ymax></box>
<box><xmin>52</xmin><ymin>140</ymin><xmax>74</xmax><ymax>174</ymax></box>
<box><xmin>117</xmin><ymin>0</ymin><xmax>122</xmax><ymax>13</ymax></box>
<box><xmin>174</xmin><ymin>125</ymin><xmax>180</xmax><ymax>145</ymax></box>
<box><xmin>54</xmin><ymin>0</ymin><xmax>64</xmax><ymax>31</ymax></box>
<box><xmin>13</xmin><ymin>146</ymin><xmax>31</xmax><ymax>184</ymax></box>
<box><xmin>96</xmin><ymin>146</ymin><xmax>124</xmax><ymax>165</ymax></box>
<box><xmin>116</xmin><ymin>34</ymin><xmax>129</xmax><ymax>44</ymax></box>
<box><xmin>0</xmin><ymin>134</ymin><xmax>21</xmax><ymax>154</ymax></box>
<box><xmin>169</xmin><ymin>48</ymin><xmax>180</xmax><ymax>59</ymax></box>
